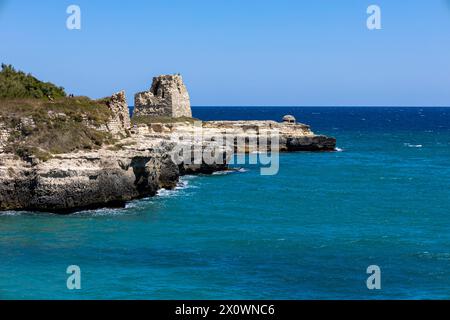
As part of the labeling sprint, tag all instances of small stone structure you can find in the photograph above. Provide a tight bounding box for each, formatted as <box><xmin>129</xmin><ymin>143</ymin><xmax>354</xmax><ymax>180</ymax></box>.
<box><xmin>85</xmin><ymin>91</ymin><xmax>131</xmax><ymax>138</ymax></box>
<box><xmin>134</xmin><ymin>74</ymin><xmax>192</xmax><ymax>118</ymax></box>
<box><xmin>282</xmin><ymin>115</ymin><xmax>296</xmax><ymax>124</ymax></box>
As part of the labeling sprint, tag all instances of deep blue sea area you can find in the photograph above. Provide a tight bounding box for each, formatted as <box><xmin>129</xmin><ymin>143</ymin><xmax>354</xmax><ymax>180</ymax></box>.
<box><xmin>1</xmin><ymin>107</ymin><xmax>450</xmax><ymax>299</ymax></box>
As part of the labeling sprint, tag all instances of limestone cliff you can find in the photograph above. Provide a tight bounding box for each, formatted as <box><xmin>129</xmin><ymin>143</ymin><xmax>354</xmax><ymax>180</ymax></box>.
<box><xmin>0</xmin><ymin>142</ymin><xmax>176</xmax><ymax>212</ymax></box>
<box><xmin>0</xmin><ymin>73</ymin><xmax>337</xmax><ymax>213</ymax></box>
<box><xmin>134</xmin><ymin>75</ymin><xmax>192</xmax><ymax>118</ymax></box>
<box><xmin>202</xmin><ymin>121</ymin><xmax>335</xmax><ymax>151</ymax></box>
<box><xmin>135</xmin><ymin>120</ymin><xmax>336</xmax><ymax>152</ymax></box>
<box><xmin>0</xmin><ymin>137</ymin><xmax>226</xmax><ymax>212</ymax></box>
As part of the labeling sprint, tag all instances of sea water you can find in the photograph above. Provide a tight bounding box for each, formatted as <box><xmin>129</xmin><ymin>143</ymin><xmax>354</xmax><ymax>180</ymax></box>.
<box><xmin>1</xmin><ymin>107</ymin><xmax>449</xmax><ymax>299</ymax></box>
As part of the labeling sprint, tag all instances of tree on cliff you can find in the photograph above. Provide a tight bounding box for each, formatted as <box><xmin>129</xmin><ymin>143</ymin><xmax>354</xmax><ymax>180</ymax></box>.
<box><xmin>0</xmin><ymin>64</ymin><xmax>66</xmax><ymax>99</ymax></box>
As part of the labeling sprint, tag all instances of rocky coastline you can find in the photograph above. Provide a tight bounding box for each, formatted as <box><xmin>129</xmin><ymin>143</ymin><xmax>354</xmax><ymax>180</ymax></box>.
<box><xmin>0</xmin><ymin>74</ymin><xmax>336</xmax><ymax>213</ymax></box>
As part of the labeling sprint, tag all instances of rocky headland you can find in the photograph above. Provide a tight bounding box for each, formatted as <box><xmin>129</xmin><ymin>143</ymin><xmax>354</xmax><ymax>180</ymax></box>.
<box><xmin>0</xmin><ymin>66</ymin><xmax>336</xmax><ymax>213</ymax></box>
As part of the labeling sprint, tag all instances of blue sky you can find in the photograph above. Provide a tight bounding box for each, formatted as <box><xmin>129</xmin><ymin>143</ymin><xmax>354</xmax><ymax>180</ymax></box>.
<box><xmin>1</xmin><ymin>0</ymin><xmax>450</xmax><ymax>106</ymax></box>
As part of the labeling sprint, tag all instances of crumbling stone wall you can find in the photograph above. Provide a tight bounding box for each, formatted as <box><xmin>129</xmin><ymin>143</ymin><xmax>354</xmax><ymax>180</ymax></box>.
<box><xmin>106</xmin><ymin>91</ymin><xmax>131</xmax><ymax>137</ymax></box>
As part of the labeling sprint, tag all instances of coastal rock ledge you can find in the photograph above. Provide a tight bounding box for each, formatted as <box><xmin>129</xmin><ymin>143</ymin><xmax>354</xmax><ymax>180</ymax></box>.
<box><xmin>0</xmin><ymin>74</ymin><xmax>336</xmax><ymax>213</ymax></box>
<box><xmin>0</xmin><ymin>139</ymin><xmax>226</xmax><ymax>213</ymax></box>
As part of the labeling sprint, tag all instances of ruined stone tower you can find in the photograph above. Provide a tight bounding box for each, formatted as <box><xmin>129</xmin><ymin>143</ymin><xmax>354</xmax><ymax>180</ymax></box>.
<box><xmin>133</xmin><ymin>74</ymin><xmax>192</xmax><ymax>118</ymax></box>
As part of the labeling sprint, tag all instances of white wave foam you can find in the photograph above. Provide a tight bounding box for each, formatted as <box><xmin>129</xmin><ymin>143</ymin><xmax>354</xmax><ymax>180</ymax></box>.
<box><xmin>0</xmin><ymin>211</ymin><xmax>23</xmax><ymax>216</ymax></box>
<box><xmin>90</xmin><ymin>209</ymin><xmax>127</xmax><ymax>217</ymax></box>
<box><xmin>70</xmin><ymin>206</ymin><xmax>131</xmax><ymax>217</ymax></box>
<box><xmin>418</xmin><ymin>251</ymin><xmax>450</xmax><ymax>261</ymax></box>
<box><xmin>175</xmin><ymin>179</ymin><xmax>190</xmax><ymax>190</ymax></box>
<box><xmin>212</xmin><ymin>170</ymin><xmax>234</xmax><ymax>175</ymax></box>
<box><xmin>404</xmin><ymin>143</ymin><xmax>423</xmax><ymax>148</ymax></box>
<box><xmin>157</xmin><ymin>188</ymin><xmax>176</xmax><ymax>197</ymax></box>
<box><xmin>157</xmin><ymin>177</ymin><xmax>194</xmax><ymax>197</ymax></box>
<box><xmin>212</xmin><ymin>168</ymin><xmax>248</xmax><ymax>175</ymax></box>
<box><xmin>335</xmin><ymin>147</ymin><xmax>344</xmax><ymax>152</ymax></box>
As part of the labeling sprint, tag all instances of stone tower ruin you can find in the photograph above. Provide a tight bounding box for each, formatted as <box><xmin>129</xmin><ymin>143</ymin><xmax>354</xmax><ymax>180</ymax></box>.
<box><xmin>133</xmin><ymin>74</ymin><xmax>192</xmax><ymax>118</ymax></box>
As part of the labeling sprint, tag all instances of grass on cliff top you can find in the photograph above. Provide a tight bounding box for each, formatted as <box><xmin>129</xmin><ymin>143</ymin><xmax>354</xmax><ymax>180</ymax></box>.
<box><xmin>0</xmin><ymin>64</ymin><xmax>66</xmax><ymax>99</ymax></box>
<box><xmin>132</xmin><ymin>115</ymin><xmax>200</xmax><ymax>125</ymax></box>
<box><xmin>0</xmin><ymin>64</ymin><xmax>117</xmax><ymax>161</ymax></box>
<box><xmin>0</xmin><ymin>96</ymin><xmax>114</xmax><ymax>161</ymax></box>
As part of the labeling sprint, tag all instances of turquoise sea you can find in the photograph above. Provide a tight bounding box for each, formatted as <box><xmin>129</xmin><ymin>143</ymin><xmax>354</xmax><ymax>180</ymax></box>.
<box><xmin>1</xmin><ymin>107</ymin><xmax>450</xmax><ymax>299</ymax></box>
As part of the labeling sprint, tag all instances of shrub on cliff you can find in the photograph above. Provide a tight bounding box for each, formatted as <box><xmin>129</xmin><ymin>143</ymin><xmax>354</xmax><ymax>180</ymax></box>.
<box><xmin>0</xmin><ymin>64</ymin><xmax>66</xmax><ymax>99</ymax></box>
<box><xmin>0</xmin><ymin>97</ymin><xmax>115</xmax><ymax>160</ymax></box>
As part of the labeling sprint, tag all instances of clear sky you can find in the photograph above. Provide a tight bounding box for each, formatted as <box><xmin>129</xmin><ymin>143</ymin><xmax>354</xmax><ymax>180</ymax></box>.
<box><xmin>1</xmin><ymin>0</ymin><xmax>450</xmax><ymax>106</ymax></box>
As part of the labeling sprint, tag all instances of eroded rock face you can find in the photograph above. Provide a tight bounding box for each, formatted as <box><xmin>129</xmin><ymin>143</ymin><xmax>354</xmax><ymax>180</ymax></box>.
<box><xmin>0</xmin><ymin>139</ymin><xmax>178</xmax><ymax>212</ymax></box>
<box><xmin>134</xmin><ymin>75</ymin><xmax>192</xmax><ymax>118</ymax></box>
<box><xmin>0</xmin><ymin>133</ymin><xmax>230</xmax><ymax>212</ymax></box>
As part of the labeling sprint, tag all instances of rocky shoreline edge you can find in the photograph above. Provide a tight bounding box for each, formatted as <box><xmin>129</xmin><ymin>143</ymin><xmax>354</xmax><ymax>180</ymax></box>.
<box><xmin>0</xmin><ymin>74</ymin><xmax>336</xmax><ymax>213</ymax></box>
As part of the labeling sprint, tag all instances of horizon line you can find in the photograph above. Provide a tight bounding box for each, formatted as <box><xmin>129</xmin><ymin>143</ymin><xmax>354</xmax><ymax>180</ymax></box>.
<box><xmin>188</xmin><ymin>105</ymin><xmax>450</xmax><ymax>108</ymax></box>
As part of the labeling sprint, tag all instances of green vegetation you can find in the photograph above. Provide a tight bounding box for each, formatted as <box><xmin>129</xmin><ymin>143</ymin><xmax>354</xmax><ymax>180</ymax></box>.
<box><xmin>0</xmin><ymin>64</ymin><xmax>115</xmax><ymax>161</ymax></box>
<box><xmin>132</xmin><ymin>115</ymin><xmax>200</xmax><ymax>125</ymax></box>
<box><xmin>0</xmin><ymin>97</ymin><xmax>114</xmax><ymax>160</ymax></box>
<box><xmin>0</xmin><ymin>64</ymin><xmax>66</xmax><ymax>99</ymax></box>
